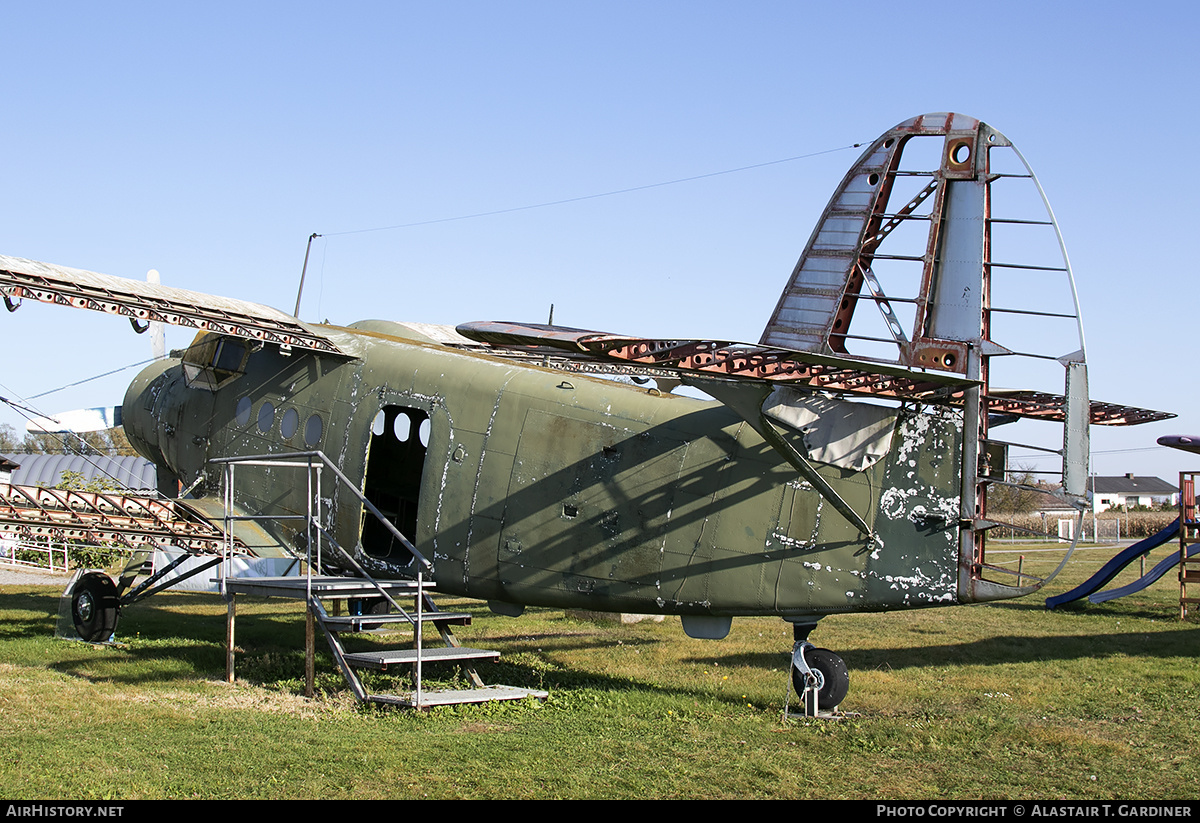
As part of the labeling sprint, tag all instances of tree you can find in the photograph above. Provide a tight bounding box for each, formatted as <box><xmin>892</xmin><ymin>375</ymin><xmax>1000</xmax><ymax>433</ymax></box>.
<box><xmin>17</xmin><ymin>427</ymin><xmax>137</xmax><ymax>456</ymax></box>
<box><xmin>0</xmin><ymin>423</ymin><xmax>20</xmax><ymax>452</ymax></box>
<box><xmin>55</xmin><ymin>470</ymin><xmax>122</xmax><ymax>494</ymax></box>
<box><xmin>987</xmin><ymin>468</ymin><xmax>1045</xmax><ymax>514</ymax></box>
<box><xmin>21</xmin><ymin>431</ymin><xmax>71</xmax><ymax>454</ymax></box>
<box><xmin>104</xmin><ymin>427</ymin><xmax>138</xmax><ymax>457</ymax></box>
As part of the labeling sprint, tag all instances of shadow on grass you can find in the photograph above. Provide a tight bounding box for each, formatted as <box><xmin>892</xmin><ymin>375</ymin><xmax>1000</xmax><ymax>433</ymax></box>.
<box><xmin>9</xmin><ymin>584</ymin><xmax>1197</xmax><ymax>702</ymax></box>
<box><xmin>1</xmin><ymin>587</ymin><xmax>320</xmax><ymax>688</ymax></box>
<box><xmin>693</xmin><ymin>625</ymin><xmax>1200</xmax><ymax>673</ymax></box>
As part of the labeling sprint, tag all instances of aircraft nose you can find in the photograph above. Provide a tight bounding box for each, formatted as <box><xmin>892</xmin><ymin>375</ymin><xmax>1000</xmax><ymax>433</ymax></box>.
<box><xmin>122</xmin><ymin>359</ymin><xmax>176</xmax><ymax>472</ymax></box>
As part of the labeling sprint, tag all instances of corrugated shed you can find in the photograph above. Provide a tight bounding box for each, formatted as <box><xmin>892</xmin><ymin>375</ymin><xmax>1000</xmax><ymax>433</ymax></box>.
<box><xmin>1</xmin><ymin>453</ymin><xmax>157</xmax><ymax>491</ymax></box>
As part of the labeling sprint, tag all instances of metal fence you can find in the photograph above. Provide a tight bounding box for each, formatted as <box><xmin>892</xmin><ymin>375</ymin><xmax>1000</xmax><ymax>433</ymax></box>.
<box><xmin>0</xmin><ymin>537</ymin><xmax>70</xmax><ymax>572</ymax></box>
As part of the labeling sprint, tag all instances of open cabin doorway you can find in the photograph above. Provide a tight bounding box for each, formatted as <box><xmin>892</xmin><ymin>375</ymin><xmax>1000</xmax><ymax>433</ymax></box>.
<box><xmin>361</xmin><ymin>405</ymin><xmax>430</xmax><ymax>562</ymax></box>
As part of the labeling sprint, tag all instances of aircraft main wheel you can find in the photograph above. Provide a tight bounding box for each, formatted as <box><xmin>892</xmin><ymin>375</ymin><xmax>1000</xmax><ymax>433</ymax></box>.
<box><xmin>349</xmin><ymin>597</ymin><xmax>389</xmax><ymax>631</ymax></box>
<box><xmin>791</xmin><ymin>647</ymin><xmax>849</xmax><ymax>710</ymax></box>
<box><xmin>72</xmin><ymin>573</ymin><xmax>120</xmax><ymax>642</ymax></box>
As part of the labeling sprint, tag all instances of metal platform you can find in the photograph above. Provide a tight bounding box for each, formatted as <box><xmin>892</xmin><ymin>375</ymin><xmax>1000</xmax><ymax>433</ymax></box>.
<box><xmin>224</xmin><ymin>575</ymin><xmax>421</xmax><ymax>599</ymax></box>
<box><xmin>319</xmin><ymin>611</ymin><xmax>472</xmax><ymax>632</ymax></box>
<box><xmin>368</xmin><ymin>685</ymin><xmax>548</xmax><ymax>708</ymax></box>
<box><xmin>343</xmin><ymin>645</ymin><xmax>500</xmax><ymax>670</ymax></box>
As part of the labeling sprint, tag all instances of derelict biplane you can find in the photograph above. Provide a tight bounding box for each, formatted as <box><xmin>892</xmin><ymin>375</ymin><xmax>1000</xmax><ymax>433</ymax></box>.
<box><xmin>0</xmin><ymin>113</ymin><xmax>1172</xmax><ymax>711</ymax></box>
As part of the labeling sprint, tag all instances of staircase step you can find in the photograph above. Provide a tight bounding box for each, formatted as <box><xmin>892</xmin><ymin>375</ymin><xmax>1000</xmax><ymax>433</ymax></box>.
<box><xmin>225</xmin><ymin>576</ymin><xmax>426</xmax><ymax>599</ymax></box>
<box><xmin>322</xmin><ymin>611</ymin><xmax>472</xmax><ymax>631</ymax></box>
<box><xmin>367</xmin><ymin>685</ymin><xmax>549</xmax><ymax>708</ymax></box>
<box><xmin>342</xmin><ymin>645</ymin><xmax>501</xmax><ymax>670</ymax></box>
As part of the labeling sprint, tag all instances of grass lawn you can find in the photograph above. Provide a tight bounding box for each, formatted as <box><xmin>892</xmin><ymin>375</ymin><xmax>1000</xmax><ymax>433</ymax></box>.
<box><xmin>1</xmin><ymin>541</ymin><xmax>1197</xmax><ymax>799</ymax></box>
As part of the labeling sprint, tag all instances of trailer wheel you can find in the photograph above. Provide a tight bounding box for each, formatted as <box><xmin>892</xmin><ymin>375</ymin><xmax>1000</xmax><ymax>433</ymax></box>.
<box><xmin>72</xmin><ymin>572</ymin><xmax>120</xmax><ymax>642</ymax></box>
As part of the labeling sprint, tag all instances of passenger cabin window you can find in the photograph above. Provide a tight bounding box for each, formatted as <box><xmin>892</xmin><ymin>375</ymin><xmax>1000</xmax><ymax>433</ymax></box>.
<box><xmin>280</xmin><ymin>408</ymin><xmax>299</xmax><ymax>440</ymax></box>
<box><xmin>181</xmin><ymin>335</ymin><xmax>250</xmax><ymax>391</ymax></box>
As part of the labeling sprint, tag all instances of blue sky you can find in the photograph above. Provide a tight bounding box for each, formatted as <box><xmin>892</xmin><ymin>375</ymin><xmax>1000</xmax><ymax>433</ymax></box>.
<box><xmin>0</xmin><ymin>1</ymin><xmax>1195</xmax><ymax>482</ymax></box>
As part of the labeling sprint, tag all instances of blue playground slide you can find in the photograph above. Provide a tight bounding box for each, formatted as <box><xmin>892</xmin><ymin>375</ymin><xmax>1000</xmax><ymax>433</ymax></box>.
<box><xmin>1090</xmin><ymin>537</ymin><xmax>1200</xmax><ymax>603</ymax></box>
<box><xmin>1044</xmin><ymin>519</ymin><xmax>1181</xmax><ymax>610</ymax></box>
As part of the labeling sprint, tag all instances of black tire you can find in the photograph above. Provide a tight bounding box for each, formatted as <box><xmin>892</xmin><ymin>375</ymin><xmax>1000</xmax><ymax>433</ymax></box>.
<box><xmin>791</xmin><ymin>647</ymin><xmax>849</xmax><ymax>710</ymax></box>
<box><xmin>72</xmin><ymin>572</ymin><xmax>120</xmax><ymax>642</ymax></box>
<box><xmin>349</xmin><ymin>597</ymin><xmax>389</xmax><ymax>631</ymax></box>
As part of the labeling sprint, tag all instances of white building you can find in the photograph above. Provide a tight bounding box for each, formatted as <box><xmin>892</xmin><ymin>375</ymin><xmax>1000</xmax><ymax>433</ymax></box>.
<box><xmin>1087</xmin><ymin>474</ymin><xmax>1178</xmax><ymax>513</ymax></box>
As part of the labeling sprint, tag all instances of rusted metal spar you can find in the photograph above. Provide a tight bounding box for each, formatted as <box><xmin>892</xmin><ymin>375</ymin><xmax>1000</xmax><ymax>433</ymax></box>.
<box><xmin>0</xmin><ymin>254</ymin><xmax>343</xmax><ymax>355</ymax></box>
<box><xmin>0</xmin><ymin>482</ymin><xmax>246</xmax><ymax>553</ymax></box>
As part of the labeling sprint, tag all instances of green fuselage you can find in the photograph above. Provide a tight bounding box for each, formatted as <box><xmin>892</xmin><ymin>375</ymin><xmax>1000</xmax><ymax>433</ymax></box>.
<box><xmin>124</xmin><ymin>320</ymin><xmax>966</xmax><ymax>619</ymax></box>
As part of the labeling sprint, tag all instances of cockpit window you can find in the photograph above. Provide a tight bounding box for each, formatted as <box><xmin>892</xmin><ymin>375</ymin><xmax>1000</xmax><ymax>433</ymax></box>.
<box><xmin>212</xmin><ymin>339</ymin><xmax>246</xmax><ymax>372</ymax></box>
<box><xmin>181</xmin><ymin>334</ymin><xmax>251</xmax><ymax>391</ymax></box>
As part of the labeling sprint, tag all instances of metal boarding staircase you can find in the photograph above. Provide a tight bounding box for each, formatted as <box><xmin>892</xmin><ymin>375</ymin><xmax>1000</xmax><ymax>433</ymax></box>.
<box><xmin>211</xmin><ymin>451</ymin><xmax>547</xmax><ymax>708</ymax></box>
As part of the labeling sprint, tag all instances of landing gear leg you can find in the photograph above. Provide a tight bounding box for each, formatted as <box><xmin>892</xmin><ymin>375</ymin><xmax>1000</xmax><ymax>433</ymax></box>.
<box><xmin>787</xmin><ymin>622</ymin><xmax>849</xmax><ymax>717</ymax></box>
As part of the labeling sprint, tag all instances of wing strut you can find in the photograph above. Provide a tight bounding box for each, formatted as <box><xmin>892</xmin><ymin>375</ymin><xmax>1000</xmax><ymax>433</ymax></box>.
<box><xmin>684</xmin><ymin>376</ymin><xmax>873</xmax><ymax>538</ymax></box>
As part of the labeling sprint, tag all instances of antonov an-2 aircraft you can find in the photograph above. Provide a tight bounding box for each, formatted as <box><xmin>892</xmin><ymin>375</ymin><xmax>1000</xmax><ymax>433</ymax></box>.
<box><xmin>0</xmin><ymin>113</ymin><xmax>1171</xmax><ymax>710</ymax></box>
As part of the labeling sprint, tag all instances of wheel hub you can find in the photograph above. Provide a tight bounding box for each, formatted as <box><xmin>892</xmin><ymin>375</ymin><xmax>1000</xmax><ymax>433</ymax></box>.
<box><xmin>75</xmin><ymin>591</ymin><xmax>94</xmax><ymax>622</ymax></box>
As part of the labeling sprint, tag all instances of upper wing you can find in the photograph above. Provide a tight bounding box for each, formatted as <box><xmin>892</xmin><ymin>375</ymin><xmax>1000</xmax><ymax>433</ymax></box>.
<box><xmin>0</xmin><ymin>254</ymin><xmax>346</xmax><ymax>355</ymax></box>
<box><xmin>457</xmin><ymin>320</ymin><xmax>976</xmax><ymax>401</ymax></box>
<box><xmin>456</xmin><ymin>320</ymin><xmax>1173</xmax><ymax>427</ymax></box>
